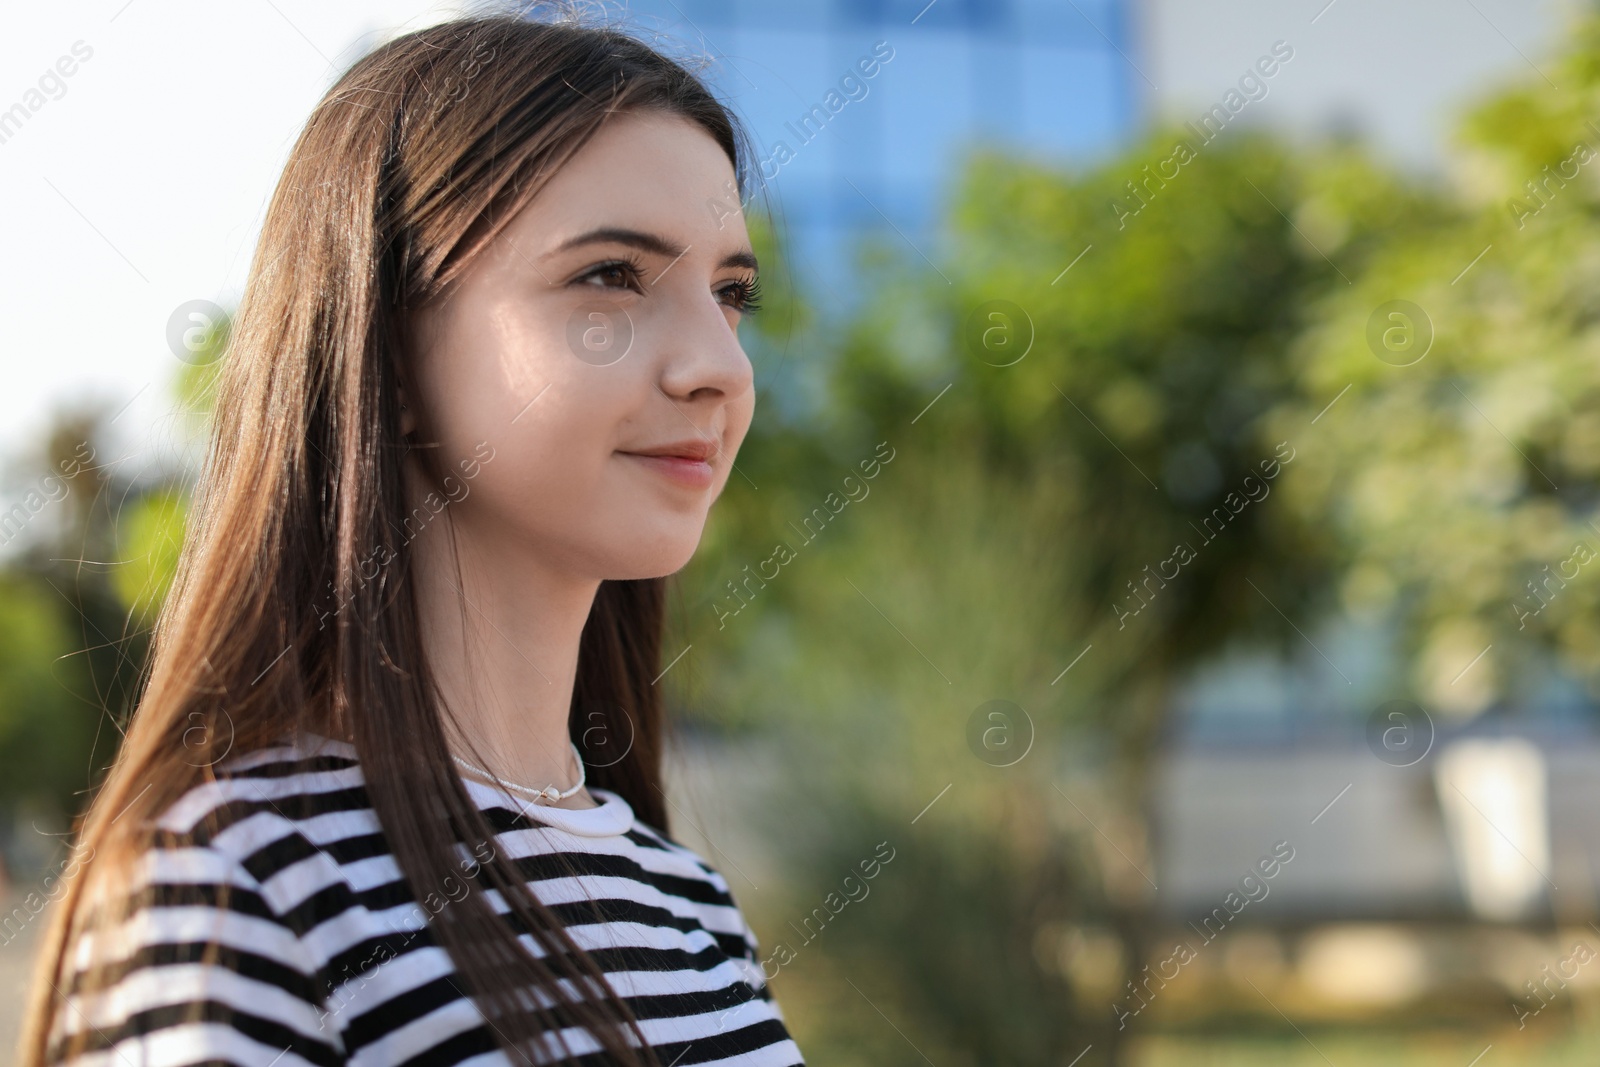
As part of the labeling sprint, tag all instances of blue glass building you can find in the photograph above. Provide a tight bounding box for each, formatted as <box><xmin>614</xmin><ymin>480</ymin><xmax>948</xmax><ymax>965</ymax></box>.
<box><xmin>618</xmin><ymin>0</ymin><xmax>1141</xmax><ymax>306</ymax></box>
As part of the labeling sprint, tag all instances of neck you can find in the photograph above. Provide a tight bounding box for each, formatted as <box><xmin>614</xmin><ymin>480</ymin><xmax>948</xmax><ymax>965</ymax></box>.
<box><xmin>405</xmin><ymin>466</ymin><xmax>600</xmax><ymax>807</ymax></box>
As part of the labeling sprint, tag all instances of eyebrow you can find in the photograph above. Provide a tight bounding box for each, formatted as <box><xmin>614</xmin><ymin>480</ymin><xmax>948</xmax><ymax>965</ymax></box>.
<box><xmin>549</xmin><ymin>226</ymin><xmax>758</xmax><ymax>273</ymax></box>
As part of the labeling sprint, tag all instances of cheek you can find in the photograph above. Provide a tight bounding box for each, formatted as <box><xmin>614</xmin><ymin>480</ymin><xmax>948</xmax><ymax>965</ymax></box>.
<box><xmin>411</xmin><ymin>345</ymin><xmax>639</xmax><ymax>541</ymax></box>
<box><xmin>416</xmin><ymin>297</ymin><xmax>624</xmax><ymax>465</ymax></box>
<box><xmin>726</xmin><ymin>388</ymin><xmax>756</xmax><ymax>460</ymax></box>
<box><xmin>475</xmin><ymin>373</ymin><xmax>638</xmax><ymax>507</ymax></box>
<box><xmin>440</xmin><ymin>387</ymin><xmax>646</xmax><ymax>575</ymax></box>
<box><xmin>699</xmin><ymin>394</ymin><xmax>755</xmax><ymax>507</ymax></box>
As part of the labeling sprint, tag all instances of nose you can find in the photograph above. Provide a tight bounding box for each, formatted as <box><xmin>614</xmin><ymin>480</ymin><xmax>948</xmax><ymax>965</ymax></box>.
<box><xmin>654</xmin><ymin>290</ymin><xmax>754</xmax><ymax>406</ymax></box>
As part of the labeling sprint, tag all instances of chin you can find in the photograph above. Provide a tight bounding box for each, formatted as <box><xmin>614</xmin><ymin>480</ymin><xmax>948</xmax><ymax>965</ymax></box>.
<box><xmin>605</xmin><ymin>539</ymin><xmax>702</xmax><ymax>580</ymax></box>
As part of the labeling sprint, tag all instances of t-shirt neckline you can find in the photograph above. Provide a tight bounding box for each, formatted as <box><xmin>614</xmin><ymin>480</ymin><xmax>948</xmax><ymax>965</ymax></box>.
<box><xmin>460</xmin><ymin>777</ymin><xmax>636</xmax><ymax>837</ymax></box>
<box><xmin>293</xmin><ymin>728</ymin><xmax>636</xmax><ymax>838</ymax></box>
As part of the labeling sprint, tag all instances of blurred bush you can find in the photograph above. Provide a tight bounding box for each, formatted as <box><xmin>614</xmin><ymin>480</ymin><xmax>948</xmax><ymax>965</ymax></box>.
<box><xmin>673</xmin><ymin>9</ymin><xmax>1600</xmax><ymax>1065</ymax></box>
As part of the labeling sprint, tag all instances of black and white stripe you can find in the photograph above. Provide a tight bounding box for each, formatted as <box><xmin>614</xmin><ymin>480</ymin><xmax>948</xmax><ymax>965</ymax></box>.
<box><xmin>46</xmin><ymin>731</ymin><xmax>804</xmax><ymax>1067</ymax></box>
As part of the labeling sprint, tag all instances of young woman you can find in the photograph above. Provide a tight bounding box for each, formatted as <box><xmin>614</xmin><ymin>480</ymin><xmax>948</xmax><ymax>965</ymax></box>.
<box><xmin>20</xmin><ymin>11</ymin><xmax>803</xmax><ymax>1067</ymax></box>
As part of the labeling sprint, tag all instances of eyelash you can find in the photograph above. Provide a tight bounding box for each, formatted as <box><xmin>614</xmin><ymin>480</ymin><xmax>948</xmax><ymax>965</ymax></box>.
<box><xmin>577</xmin><ymin>256</ymin><xmax>648</xmax><ymax>294</ymax></box>
<box><xmin>719</xmin><ymin>276</ymin><xmax>763</xmax><ymax>315</ymax></box>
<box><xmin>574</xmin><ymin>257</ymin><xmax>763</xmax><ymax>315</ymax></box>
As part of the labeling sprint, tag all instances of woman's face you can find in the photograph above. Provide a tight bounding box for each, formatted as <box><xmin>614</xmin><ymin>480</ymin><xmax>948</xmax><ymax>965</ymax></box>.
<box><xmin>401</xmin><ymin>110</ymin><xmax>758</xmax><ymax>580</ymax></box>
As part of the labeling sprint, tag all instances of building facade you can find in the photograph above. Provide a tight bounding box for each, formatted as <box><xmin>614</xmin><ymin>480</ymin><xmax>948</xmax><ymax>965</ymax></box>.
<box><xmin>620</xmin><ymin>0</ymin><xmax>1140</xmax><ymax>304</ymax></box>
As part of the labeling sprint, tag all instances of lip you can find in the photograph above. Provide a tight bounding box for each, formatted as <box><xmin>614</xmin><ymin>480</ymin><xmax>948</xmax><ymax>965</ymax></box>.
<box><xmin>623</xmin><ymin>437</ymin><xmax>717</xmax><ymax>462</ymax></box>
<box><xmin>619</xmin><ymin>451</ymin><xmax>716</xmax><ymax>489</ymax></box>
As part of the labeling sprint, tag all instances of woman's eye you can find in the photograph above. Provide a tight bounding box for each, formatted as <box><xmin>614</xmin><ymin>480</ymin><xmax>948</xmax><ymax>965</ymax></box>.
<box><xmin>579</xmin><ymin>262</ymin><xmax>642</xmax><ymax>291</ymax></box>
<box><xmin>718</xmin><ymin>276</ymin><xmax>764</xmax><ymax>315</ymax></box>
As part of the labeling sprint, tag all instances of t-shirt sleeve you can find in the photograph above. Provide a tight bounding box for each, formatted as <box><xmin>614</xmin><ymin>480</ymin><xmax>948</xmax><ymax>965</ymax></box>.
<box><xmin>752</xmin><ymin>934</ymin><xmax>789</xmax><ymax>1022</ymax></box>
<box><xmin>720</xmin><ymin>890</ymin><xmax>790</xmax><ymax>1026</ymax></box>
<box><xmin>43</xmin><ymin>836</ymin><xmax>344</xmax><ymax>1067</ymax></box>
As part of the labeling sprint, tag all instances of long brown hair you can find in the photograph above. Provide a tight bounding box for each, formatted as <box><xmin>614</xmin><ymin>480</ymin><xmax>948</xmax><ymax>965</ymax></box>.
<box><xmin>21</xmin><ymin>10</ymin><xmax>753</xmax><ymax>1066</ymax></box>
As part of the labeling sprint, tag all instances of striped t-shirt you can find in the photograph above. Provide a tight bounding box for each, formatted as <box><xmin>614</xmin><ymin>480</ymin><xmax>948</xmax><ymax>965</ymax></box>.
<box><xmin>45</xmin><ymin>730</ymin><xmax>805</xmax><ymax>1067</ymax></box>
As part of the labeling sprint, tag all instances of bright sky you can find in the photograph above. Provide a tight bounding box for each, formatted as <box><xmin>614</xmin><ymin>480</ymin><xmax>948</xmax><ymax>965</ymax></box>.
<box><xmin>0</xmin><ymin>0</ymin><xmax>464</xmax><ymax>487</ymax></box>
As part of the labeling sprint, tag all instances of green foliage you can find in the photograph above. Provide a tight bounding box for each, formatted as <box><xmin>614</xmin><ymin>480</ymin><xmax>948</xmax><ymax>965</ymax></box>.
<box><xmin>684</xmin><ymin>127</ymin><xmax>1427</xmax><ymax>745</ymax></box>
<box><xmin>1264</xmin><ymin>9</ymin><xmax>1600</xmax><ymax>720</ymax></box>
<box><xmin>685</xmin><ymin>10</ymin><xmax>1600</xmax><ymax>1061</ymax></box>
<box><xmin>678</xmin><ymin>126</ymin><xmax>1417</xmax><ymax>1062</ymax></box>
<box><xmin>0</xmin><ymin>326</ymin><xmax>223</xmax><ymax>857</ymax></box>
<box><xmin>0</xmin><ymin>574</ymin><xmax>96</xmax><ymax>809</ymax></box>
<box><xmin>111</xmin><ymin>487</ymin><xmax>187</xmax><ymax>625</ymax></box>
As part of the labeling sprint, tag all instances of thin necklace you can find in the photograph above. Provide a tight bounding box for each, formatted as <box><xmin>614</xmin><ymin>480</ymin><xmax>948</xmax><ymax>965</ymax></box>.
<box><xmin>452</xmin><ymin>741</ymin><xmax>586</xmax><ymax>805</ymax></box>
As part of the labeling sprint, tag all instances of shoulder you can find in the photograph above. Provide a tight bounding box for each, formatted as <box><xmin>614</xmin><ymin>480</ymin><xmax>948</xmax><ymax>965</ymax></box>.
<box><xmin>119</xmin><ymin>731</ymin><xmax>371</xmax><ymax>940</ymax></box>
<box><xmin>616</xmin><ymin>813</ymin><xmax>769</xmax><ymax>965</ymax></box>
<box><xmin>620</xmin><ymin>811</ymin><xmax>745</xmax><ymax>904</ymax></box>
<box><xmin>158</xmin><ymin>730</ymin><xmax>362</xmax><ymax>838</ymax></box>
<box><xmin>156</xmin><ymin>729</ymin><xmax>355</xmax><ymax>830</ymax></box>
<box><xmin>49</xmin><ymin>737</ymin><xmax>355</xmax><ymax>1064</ymax></box>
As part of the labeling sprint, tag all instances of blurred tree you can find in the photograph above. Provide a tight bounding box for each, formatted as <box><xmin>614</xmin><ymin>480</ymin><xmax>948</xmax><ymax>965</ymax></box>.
<box><xmin>0</xmin><ymin>571</ymin><xmax>97</xmax><ymax>825</ymax></box>
<box><xmin>1262</xmin><ymin>10</ymin><xmax>1600</xmax><ymax>730</ymax></box>
<box><xmin>669</xmin><ymin>120</ymin><xmax>1461</xmax><ymax>1062</ymax></box>
<box><xmin>0</xmin><ymin>314</ymin><xmax>224</xmax><ymax>874</ymax></box>
<box><xmin>0</xmin><ymin>410</ymin><xmax>134</xmax><ymax>852</ymax></box>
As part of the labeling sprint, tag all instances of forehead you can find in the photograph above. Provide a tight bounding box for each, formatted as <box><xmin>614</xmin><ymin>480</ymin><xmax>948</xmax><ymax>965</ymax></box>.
<box><xmin>514</xmin><ymin>110</ymin><xmax>745</xmax><ymax>247</ymax></box>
